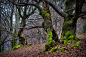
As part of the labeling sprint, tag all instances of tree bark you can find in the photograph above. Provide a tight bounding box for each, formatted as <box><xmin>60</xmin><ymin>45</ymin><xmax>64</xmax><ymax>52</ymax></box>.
<box><xmin>42</xmin><ymin>0</ymin><xmax>58</xmax><ymax>42</ymax></box>
<box><xmin>18</xmin><ymin>17</ymin><xmax>26</xmax><ymax>45</ymax></box>
<box><xmin>62</xmin><ymin>0</ymin><xmax>85</xmax><ymax>36</ymax></box>
<box><xmin>71</xmin><ymin>0</ymin><xmax>84</xmax><ymax>35</ymax></box>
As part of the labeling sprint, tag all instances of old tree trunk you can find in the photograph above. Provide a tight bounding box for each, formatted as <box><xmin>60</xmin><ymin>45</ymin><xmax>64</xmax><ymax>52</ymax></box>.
<box><xmin>42</xmin><ymin>0</ymin><xmax>58</xmax><ymax>42</ymax></box>
<box><xmin>62</xmin><ymin>0</ymin><xmax>85</xmax><ymax>36</ymax></box>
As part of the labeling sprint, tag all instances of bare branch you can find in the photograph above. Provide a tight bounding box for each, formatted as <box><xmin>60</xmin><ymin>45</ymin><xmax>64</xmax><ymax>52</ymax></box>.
<box><xmin>14</xmin><ymin>26</ymin><xmax>43</xmax><ymax>30</ymax></box>
<box><xmin>8</xmin><ymin>0</ymin><xmax>42</xmax><ymax>12</ymax></box>
<box><xmin>65</xmin><ymin>8</ymin><xmax>75</xmax><ymax>13</ymax></box>
<box><xmin>78</xmin><ymin>11</ymin><xmax>86</xmax><ymax>17</ymax></box>
<box><xmin>26</xmin><ymin>8</ymin><xmax>37</xmax><ymax>18</ymax></box>
<box><xmin>16</xmin><ymin>6</ymin><xmax>23</xmax><ymax>18</ymax></box>
<box><xmin>45</xmin><ymin>0</ymin><xmax>68</xmax><ymax>18</ymax></box>
<box><xmin>81</xmin><ymin>16</ymin><xmax>86</xmax><ymax>19</ymax></box>
<box><xmin>34</xmin><ymin>0</ymin><xmax>42</xmax><ymax>3</ymax></box>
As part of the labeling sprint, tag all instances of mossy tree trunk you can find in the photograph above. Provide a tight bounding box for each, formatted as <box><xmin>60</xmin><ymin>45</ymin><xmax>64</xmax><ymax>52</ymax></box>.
<box><xmin>71</xmin><ymin>0</ymin><xmax>84</xmax><ymax>36</ymax></box>
<box><xmin>42</xmin><ymin>0</ymin><xmax>58</xmax><ymax>42</ymax></box>
<box><xmin>18</xmin><ymin>17</ymin><xmax>26</xmax><ymax>45</ymax></box>
<box><xmin>62</xmin><ymin>0</ymin><xmax>85</xmax><ymax>36</ymax></box>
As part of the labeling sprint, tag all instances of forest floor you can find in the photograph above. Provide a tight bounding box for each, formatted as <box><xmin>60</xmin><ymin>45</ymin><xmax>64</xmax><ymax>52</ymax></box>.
<box><xmin>0</xmin><ymin>32</ymin><xmax>86</xmax><ymax>57</ymax></box>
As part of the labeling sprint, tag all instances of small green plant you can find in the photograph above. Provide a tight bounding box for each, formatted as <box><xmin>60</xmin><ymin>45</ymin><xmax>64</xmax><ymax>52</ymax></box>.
<box><xmin>21</xmin><ymin>34</ymin><xmax>25</xmax><ymax>39</ymax></box>
<box><xmin>46</xmin><ymin>52</ymin><xmax>49</xmax><ymax>54</ymax></box>
<box><xmin>61</xmin><ymin>47</ymin><xmax>67</xmax><ymax>52</ymax></box>
<box><xmin>71</xmin><ymin>41</ymin><xmax>81</xmax><ymax>49</ymax></box>
<box><xmin>68</xmin><ymin>35</ymin><xmax>74</xmax><ymax>41</ymax></box>
<box><xmin>12</xmin><ymin>39</ymin><xmax>17</xmax><ymax>48</ymax></box>
<box><xmin>13</xmin><ymin>44</ymin><xmax>23</xmax><ymax>50</ymax></box>
<box><xmin>38</xmin><ymin>51</ymin><xmax>42</xmax><ymax>54</ymax></box>
<box><xmin>60</xmin><ymin>40</ymin><xmax>64</xmax><ymax>44</ymax></box>
<box><xmin>64</xmin><ymin>40</ymin><xmax>67</xmax><ymax>44</ymax></box>
<box><xmin>8</xmin><ymin>48</ymin><xmax>13</xmax><ymax>51</ymax></box>
<box><xmin>49</xmin><ymin>47</ymin><xmax>58</xmax><ymax>52</ymax></box>
<box><xmin>65</xmin><ymin>31</ymin><xmax>73</xmax><ymax>38</ymax></box>
<box><xmin>76</xmin><ymin>41</ymin><xmax>81</xmax><ymax>45</ymax></box>
<box><xmin>58</xmin><ymin>46</ymin><xmax>60</xmax><ymax>49</ymax></box>
<box><xmin>71</xmin><ymin>45</ymin><xmax>80</xmax><ymax>49</ymax></box>
<box><xmin>59</xmin><ymin>40</ymin><xmax>67</xmax><ymax>44</ymax></box>
<box><xmin>74</xmin><ymin>36</ymin><xmax>80</xmax><ymax>40</ymax></box>
<box><xmin>63</xmin><ymin>37</ymin><xmax>67</xmax><ymax>40</ymax></box>
<box><xmin>27</xmin><ymin>43</ymin><xmax>32</xmax><ymax>46</ymax></box>
<box><xmin>67</xmin><ymin>40</ymin><xmax>72</xmax><ymax>44</ymax></box>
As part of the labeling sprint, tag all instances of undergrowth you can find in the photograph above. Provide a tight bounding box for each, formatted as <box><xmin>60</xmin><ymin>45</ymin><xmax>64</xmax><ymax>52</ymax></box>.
<box><xmin>59</xmin><ymin>31</ymin><xmax>80</xmax><ymax>44</ymax></box>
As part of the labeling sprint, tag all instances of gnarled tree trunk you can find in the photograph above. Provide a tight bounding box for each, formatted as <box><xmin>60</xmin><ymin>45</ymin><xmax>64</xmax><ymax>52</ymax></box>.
<box><xmin>42</xmin><ymin>0</ymin><xmax>58</xmax><ymax>42</ymax></box>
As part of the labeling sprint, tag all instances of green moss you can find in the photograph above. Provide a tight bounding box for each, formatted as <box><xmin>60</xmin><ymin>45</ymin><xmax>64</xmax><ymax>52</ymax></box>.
<box><xmin>0</xmin><ymin>43</ymin><xmax>2</xmax><ymax>45</ymax></box>
<box><xmin>12</xmin><ymin>39</ymin><xmax>17</xmax><ymax>48</ymax></box>
<box><xmin>45</xmin><ymin>13</ymin><xmax>50</xmax><ymax>17</ymax></box>
<box><xmin>8</xmin><ymin>48</ymin><xmax>13</xmax><ymax>51</ymax></box>
<box><xmin>44</xmin><ymin>31</ymin><xmax>55</xmax><ymax>51</ymax></box>
<box><xmin>21</xmin><ymin>34</ymin><xmax>25</xmax><ymax>39</ymax></box>
<box><xmin>45</xmin><ymin>23</ymin><xmax>47</xmax><ymax>26</ymax></box>
<box><xmin>48</xmin><ymin>31</ymin><xmax>53</xmax><ymax>38</ymax></box>
<box><xmin>42</xmin><ymin>10</ymin><xmax>50</xmax><ymax>18</ymax></box>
